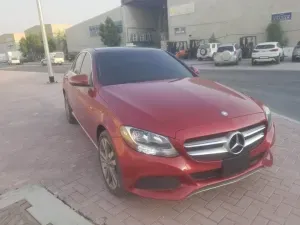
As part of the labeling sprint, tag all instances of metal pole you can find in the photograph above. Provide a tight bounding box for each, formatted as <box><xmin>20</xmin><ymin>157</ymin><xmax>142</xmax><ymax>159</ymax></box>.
<box><xmin>36</xmin><ymin>0</ymin><xmax>55</xmax><ymax>83</ymax></box>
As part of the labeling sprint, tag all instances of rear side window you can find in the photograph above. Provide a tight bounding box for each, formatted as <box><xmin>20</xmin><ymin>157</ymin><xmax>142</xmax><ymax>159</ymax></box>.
<box><xmin>255</xmin><ymin>45</ymin><xmax>275</xmax><ymax>49</ymax></box>
<box><xmin>199</xmin><ymin>44</ymin><xmax>209</xmax><ymax>49</ymax></box>
<box><xmin>217</xmin><ymin>46</ymin><xmax>234</xmax><ymax>52</ymax></box>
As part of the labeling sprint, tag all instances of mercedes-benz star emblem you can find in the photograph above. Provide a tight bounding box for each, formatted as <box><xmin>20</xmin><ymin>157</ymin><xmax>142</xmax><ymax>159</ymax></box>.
<box><xmin>227</xmin><ymin>132</ymin><xmax>245</xmax><ymax>155</ymax></box>
<box><xmin>221</xmin><ymin>111</ymin><xmax>228</xmax><ymax>116</ymax></box>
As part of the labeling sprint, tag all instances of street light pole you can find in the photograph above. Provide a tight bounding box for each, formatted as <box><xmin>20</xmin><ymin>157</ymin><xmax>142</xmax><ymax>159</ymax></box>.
<box><xmin>36</xmin><ymin>0</ymin><xmax>55</xmax><ymax>83</ymax></box>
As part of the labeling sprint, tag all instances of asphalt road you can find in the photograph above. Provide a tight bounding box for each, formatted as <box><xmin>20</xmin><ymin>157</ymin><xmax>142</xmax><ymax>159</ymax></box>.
<box><xmin>1</xmin><ymin>62</ymin><xmax>299</xmax><ymax>122</ymax></box>
<box><xmin>0</xmin><ymin>62</ymin><xmax>70</xmax><ymax>74</ymax></box>
<box><xmin>197</xmin><ymin>69</ymin><xmax>300</xmax><ymax>122</ymax></box>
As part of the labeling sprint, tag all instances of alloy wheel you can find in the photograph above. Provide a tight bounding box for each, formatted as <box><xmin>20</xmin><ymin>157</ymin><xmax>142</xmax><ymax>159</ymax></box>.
<box><xmin>99</xmin><ymin>138</ymin><xmax>118</xmax><ymax>190</ymax></box>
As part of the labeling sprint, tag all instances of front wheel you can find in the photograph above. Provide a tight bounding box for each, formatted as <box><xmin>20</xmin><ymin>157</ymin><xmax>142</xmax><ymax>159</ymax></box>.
<box><xmin>64</xmin><ymin>94</ymin><xmax>77</xmax><ymax>124</ymax></box>
<box><xmin>98</xmin><ymin>131</ymin><xmax>125</xmax><ymax>196</ymax></box>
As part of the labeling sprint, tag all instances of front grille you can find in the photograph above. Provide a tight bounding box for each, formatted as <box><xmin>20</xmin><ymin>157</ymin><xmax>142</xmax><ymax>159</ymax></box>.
<box><xmin>190</xmin><ymin>151</ymin><xmax>266</xmax><ymax>180</ymax></box>
<box><xmin>135</xmin><ymin>176</ymin><xmax>180</xmax><ymax>190</ymax></box>
<box><xmin>184</xmin><ymin>123</ymin><xmax>266</xmax><ymax>161</ymax></box>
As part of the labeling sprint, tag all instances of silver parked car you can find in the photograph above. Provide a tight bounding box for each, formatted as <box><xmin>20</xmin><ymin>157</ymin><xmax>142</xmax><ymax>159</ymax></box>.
<box><xmin>214</xmin><ymin>43</ymin><xmax>242</xmax><ymax>66</ymax></box>
<box><xmin>292</xmin><ymin>45</ymin><xmax>300</xmax><ymax>62</ymax></box>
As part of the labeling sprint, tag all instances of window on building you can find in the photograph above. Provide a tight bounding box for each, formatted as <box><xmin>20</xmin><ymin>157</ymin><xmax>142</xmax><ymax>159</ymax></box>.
<box><xmin>89</xmin><ymin>25</ymin><xmax>100</xmax><ymax>37</ymax></box>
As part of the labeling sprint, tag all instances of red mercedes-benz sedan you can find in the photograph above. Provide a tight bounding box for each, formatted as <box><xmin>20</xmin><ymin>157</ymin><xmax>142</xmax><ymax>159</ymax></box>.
<box><xmin>63</xmin><ymin>47</ymin><xmax>275</xmax><ymax>200</ymax></box>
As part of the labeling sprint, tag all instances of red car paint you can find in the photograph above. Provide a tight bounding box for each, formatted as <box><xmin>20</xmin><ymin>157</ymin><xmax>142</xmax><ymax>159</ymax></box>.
<box><xmin>63</xmin><ymin>48</ymin><xmax>275</xmax><ymax>200</ymax></box>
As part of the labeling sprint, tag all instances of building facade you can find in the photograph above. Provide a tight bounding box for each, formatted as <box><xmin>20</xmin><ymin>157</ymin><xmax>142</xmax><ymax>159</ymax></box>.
<box><xmin>66</xmin><ymin>7</ymin><xmax>123</xmax><ymax>53</ymax></box>
<box><xmin>0</xmin><ymin>33</ymin><xmax>25</xmax><ymax>53</ymax></box>
<box><xmin>25</xmin><ymin>24</ymin><xmax>71</xmax><ymax>38</ymax></box>
<box><xmin>66</xmin><ymin>0</ymin><xmax>300</xmax><ymax>53</ymax></box>
<box><xmin>168</xmin><ymin>0</ymin><xmax>300</xmax><ymax>46</ymax></box>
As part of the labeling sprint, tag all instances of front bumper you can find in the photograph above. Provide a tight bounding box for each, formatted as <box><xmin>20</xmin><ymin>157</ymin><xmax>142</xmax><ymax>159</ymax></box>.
<box><xmin>112</xmin><ymin>122</ymin><xmax>275</xmax><ymax>200</ymax></box>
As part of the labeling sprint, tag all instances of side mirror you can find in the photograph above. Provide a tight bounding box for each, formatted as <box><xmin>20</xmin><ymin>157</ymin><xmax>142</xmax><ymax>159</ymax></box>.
<box><xmin>190</xmin><ymin>66</ymin><xmax>200</xmax><ymax>75</ymax></box>
<box><xmin>69</xmin><ymin>74</ymin><xmax>89</xmax><ymax>86</ymax></box>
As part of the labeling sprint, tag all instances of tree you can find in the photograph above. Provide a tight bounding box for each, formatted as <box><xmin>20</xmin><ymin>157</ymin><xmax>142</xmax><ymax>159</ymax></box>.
<box><xmin>209</xmin><ymin>33</ymin><xmax>218</xmax><ymax>43</ymax></box>
<box><xmin>25</xmin><ymin>34</ymin><xmax>43</xmax><ymax>60</ymax></box>
<box><xmin>266</xmin><ymin>22</ymin><xmax>287</xmax><ymax>46</ymax></box>
<box><xmin>56</xmin><ymin>31</ymin><xmax>68</xmax><ymax>56</ymax></box>
<box><xmin>48</xmin><ymin>37</ymin><xmax>56</xmax><ymax>52</ymax></box>
<box><xmin>99</xmin><ymin>17</ymin><xmax>121</xmax><ymax>47</ymax></box>
<box><xmin>19</xmin><ymin>37</ymin><xmax>28</xmax><ymax>57</ymax></box>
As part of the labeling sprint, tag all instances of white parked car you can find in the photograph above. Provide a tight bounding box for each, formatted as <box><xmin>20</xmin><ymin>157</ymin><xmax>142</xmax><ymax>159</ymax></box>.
<box><xmin>197</xmin><ymin>43</ymin><xmax>220</xmax><ymax>60</ymax></box>
<box><xmin>41</xmin><ymin>52</ymin><xmax>65</xmax><ymax>66</ymax></box>
<box><xmin>8</xmin><ymin>57</ymin><xmax>22</xmax><ymax>65</ymax></box>
<box><xmin>251</xmin><ymin>42</ymin><xmax>284</xmax><ymax>65</ymax></box>
<box><xmin>214</xmin><ymin>43</ymin><xmax>242</xmax><ymax>66</ymax></box>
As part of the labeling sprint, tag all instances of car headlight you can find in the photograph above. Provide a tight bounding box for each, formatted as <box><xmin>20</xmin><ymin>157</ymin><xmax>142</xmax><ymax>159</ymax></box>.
<box><xmin>262</xmin><ymin>105</ymin><xmax>272</xmax><ymax>131</ymax></box>
<box><xmin>120</xmin><ymin>126</ymin><xmax>178</xmax><ymax>157</ymax></box>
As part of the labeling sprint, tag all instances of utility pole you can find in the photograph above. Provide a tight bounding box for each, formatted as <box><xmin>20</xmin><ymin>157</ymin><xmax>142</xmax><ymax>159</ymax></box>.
<box><xmin>36</xmin><ymin>0</ymin><xmax>55</xmax><ymax>83</ymax></box>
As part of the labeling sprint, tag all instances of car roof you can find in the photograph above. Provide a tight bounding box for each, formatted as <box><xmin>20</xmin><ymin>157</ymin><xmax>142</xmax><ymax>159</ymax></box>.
<box><xmin>219</xmin><ymin>43</ymin><xmax>236</xmax><ymax>47</ymax></box>
<box><xmin>257</xmin><ymin>42</ymin><xmax>278</xmax><ymax>45</ymax></box>
<box><xmin>93</xmin><ymin>47</ymin><xmax>162</xmax><ymax>53</ymax></box>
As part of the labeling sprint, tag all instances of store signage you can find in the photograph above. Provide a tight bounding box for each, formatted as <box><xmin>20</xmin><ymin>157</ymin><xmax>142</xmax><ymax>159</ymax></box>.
<box><xmin>129</xmin><ymin>32</ymin><xmax>152</xmax><ymax>43</ymax></box>
<box><xmin>169</xmin><ymin>3</ymin><xmax>195</xmax><ymax>17</ymax></box>
<box><xmin>272</xmin><ymin>12</ymin><xmax>292</xmax><ymax>21</ymax></box>
<box><xmin>174</xmin><ymin>27</ymin><xmax>186</xmax><ymax>35</ymax></box>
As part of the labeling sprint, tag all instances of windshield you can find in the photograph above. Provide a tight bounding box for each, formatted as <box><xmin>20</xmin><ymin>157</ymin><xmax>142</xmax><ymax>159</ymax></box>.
<box><xmin>217</xmin><ymin>46</ymin><xmax>234</xmax><ymax>52</ymax></box>
<box><xmin>255</xmin><ymin>44</ymin><xmax>275</xmax><ymax>49</ymax></box>
<box><xmin>96</xmin><ymin>49</ymin><xmax>194</xmax><ymax>86</ymax></box>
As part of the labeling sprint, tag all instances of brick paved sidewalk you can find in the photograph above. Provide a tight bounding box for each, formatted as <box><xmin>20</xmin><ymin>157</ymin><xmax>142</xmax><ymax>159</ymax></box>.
<box><xmin>0</xmin><ymin>71</ymin><xmax>300</xmax><ymax>225</ymax></box>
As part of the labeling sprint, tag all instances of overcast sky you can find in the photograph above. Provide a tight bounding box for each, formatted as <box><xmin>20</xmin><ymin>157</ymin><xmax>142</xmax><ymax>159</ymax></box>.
<box><xmin>0</xmin><ymin>0</ymin><xmax>120</xmax><ymax>34</ymax></box>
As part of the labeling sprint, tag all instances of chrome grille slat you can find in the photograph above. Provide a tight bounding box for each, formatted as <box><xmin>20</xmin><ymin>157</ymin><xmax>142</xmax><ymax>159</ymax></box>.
<box><xmin>184</xmin><ymin>124</ymin><xmax>266</xmax><ymax>157</ymax></box>
<box><xmin>242</xmin><ymin>125</ymin><xmax>266</xmax><ymax>138</ymax></box>
<box><xmin>188</xmin><ymin>147</ymin><xmax>227</xmax><ymax>156</ymax></box>
<box><xmin>245</xmin><ymin>133</ymin><xmax>264</xmax><ymax>147</ymax></box>
<box><xmin>184</xmin><ymin>137</ymin><xmax>227</xmax><ymax>148</ymax></box>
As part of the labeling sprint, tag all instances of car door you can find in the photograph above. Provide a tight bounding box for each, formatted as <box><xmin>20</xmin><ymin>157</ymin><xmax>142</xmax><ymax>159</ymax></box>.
<box><xmin>65</xmin><ymin>52</ymin><xmax>86</xmax><ymax>117</ymax></box>
<box><xmin>73</xmin><ymin>52</ymin><xmax>99</xmax><ymax>141</ymax></box>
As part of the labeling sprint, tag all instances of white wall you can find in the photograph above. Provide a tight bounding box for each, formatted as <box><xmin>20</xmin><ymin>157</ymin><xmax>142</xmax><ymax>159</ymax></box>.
<box><xmin>66</xmin><ymin>7</ymin><xmax>123</xmax><ymax>52</ymax></box>
<box><xmin>168</xmin><ymin>0</ymin><xmax>300</xmax><ymax>46</ymax></box>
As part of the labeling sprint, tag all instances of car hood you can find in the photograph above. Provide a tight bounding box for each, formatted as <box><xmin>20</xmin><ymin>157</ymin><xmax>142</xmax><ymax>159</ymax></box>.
<box><xmin>101</xmin><ymin>77</ymin><xmax>263</xmax><ymax>138</ymax></box>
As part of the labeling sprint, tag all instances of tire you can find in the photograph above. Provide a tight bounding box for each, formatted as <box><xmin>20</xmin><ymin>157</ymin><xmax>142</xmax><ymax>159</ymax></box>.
<box><xmin>280</xmin><ymin>55</ymin><xmax>284</xmax><ymax>62</ymax></box>
<box><xmin>275</xmin><ymin>56</ymin><xmax>280</xmax><ymax>64</ymax></box>
<box><xmin>252</xmin><ymin>59</ymin><xmax>256</xmax><ymax>66</ymax></box>
<box><xmin>212</xmin><ymin>53</ymin><xmax>216</xmax><ymax>61</ymax></box>
<box><xmin>98</xmin><ymin>131</ymin><xmax>125</xmax><ymax>197</ymax></box>
<box><xmin>64</xmin><ymin>94</ymin><xmax>77</xmax><ymax>124</ymax></box>
<box><xmin>235</xmin><ymin>59</ymin><xmax>239</xmax><ymax>65</ymax></box>
<box><xmin>197</xmin><ymin>57</ymin><xmax>203</xmax><ymax>61</ymax></box>
<box><xmin>215</xmin><ymin>63</ymin><xmax>219</xmax><ymax>67</ymax></box>
<box><xmin>292</xmin><ymin>56</ymin><xmax>296</xmax><ymax>62</ymax></box>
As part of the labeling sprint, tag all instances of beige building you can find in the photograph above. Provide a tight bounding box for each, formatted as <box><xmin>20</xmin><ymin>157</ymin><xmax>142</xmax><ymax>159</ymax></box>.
<box><xmin>0</xmin><ymin>33</ymin><xmax>25</xmax><ymax>53</ymax></box>
<box><xmin>66</xmin><ymin>7</ymin><xmax>123</xmax><ymax>53</ymax></box>
<box><xmin>25</xmin><ymin>24</ymin><xmax>71</xmax><ymax>38</ymax></box>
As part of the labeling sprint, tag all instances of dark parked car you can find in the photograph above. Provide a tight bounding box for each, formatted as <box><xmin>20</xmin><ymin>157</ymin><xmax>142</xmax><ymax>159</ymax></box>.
<box><xmin>63</xmin><ymin>47</ymin><xmax>275</xmax><ymax>200</ymax></box>
<box><xmin>292</xmin><ymin>45</ymin><xmax>300</xmax><ymax>62</ymax></box>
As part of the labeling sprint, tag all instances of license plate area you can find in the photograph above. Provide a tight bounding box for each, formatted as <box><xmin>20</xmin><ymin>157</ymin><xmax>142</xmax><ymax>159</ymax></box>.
<box><xmin>222</xmin><ymin>152</ymin><xmax>250</xmax><ymax>178</ymax></box>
